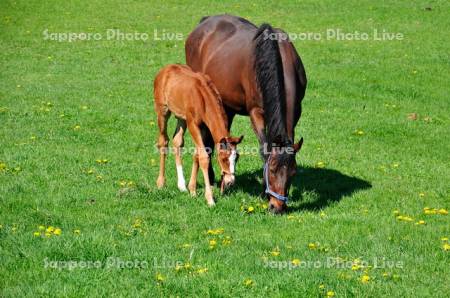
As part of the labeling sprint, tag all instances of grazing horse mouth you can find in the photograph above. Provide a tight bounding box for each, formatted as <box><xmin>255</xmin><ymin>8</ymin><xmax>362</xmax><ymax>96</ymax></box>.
<box><xmin>220</xmin><ymin>173</ymin><xmax>235</xmax><ymax>193</ymax></box>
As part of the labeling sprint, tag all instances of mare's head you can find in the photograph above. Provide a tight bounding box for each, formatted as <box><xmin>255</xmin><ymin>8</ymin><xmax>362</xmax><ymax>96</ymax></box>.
<box><xmin>264</xmin><ymin>137</ymin><xmax>303</xmax><ymax>214</ymax></box>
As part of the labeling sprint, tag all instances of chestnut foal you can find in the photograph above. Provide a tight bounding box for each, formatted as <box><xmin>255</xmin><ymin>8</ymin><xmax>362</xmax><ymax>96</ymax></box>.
<box><xmin>153</xmin><ymin>64</ymin><xmax>243</xmax><ymax>206</ymax></box>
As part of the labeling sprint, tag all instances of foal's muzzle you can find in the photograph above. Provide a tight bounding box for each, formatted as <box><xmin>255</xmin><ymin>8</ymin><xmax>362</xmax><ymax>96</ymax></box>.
<box><xmin>220</xmin><ymin>173</ymin><xmax>235</xmax><ymax>193</ymax></box>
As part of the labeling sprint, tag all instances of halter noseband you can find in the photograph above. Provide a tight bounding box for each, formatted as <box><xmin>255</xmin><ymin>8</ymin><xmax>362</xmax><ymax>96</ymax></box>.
<box><xmin>264</xmin><ymin>155</ymin><xmax>289</xmax><ymax>204</ymax></box>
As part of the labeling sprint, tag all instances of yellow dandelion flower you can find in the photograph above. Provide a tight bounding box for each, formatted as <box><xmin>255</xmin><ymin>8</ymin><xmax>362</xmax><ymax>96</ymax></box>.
<box><xmin>419</xmin><ymin>192</ymin><xmax>425</xmax><ymax>197</ymax></box>
<box><xmin>53</xmin><ymin>228</ymin><xmax>62</xmax><ymax>235</ymax></box>
<box><xmin>443</xmin><ymin>243</ymin><xmax>450</xmax><ymax>251</ymax></box>
<box><xmin>73</xmin><ymin>229</ymin><xmax>81</xmax><ymax>235</ymax></box>
<box><xmin>44</xmin><ymin>232</ymin><xmax>52</xmax><ymax>237</ymax></box>
<box><xmin>87</xmin><ymin>169</ymin><xmax>94</xmax><ymax>174</ymax></box>
<box><xmin>206</xmin><ymin>228</ymin><xmax>224</xmax><ymax>235</ymax></box>
<box><xmin>356</xmin><ymin>130</ymin><xmax>364</xmax><ymax>135</ymax></box>
<box><xmin>243</xmin><ymin>278</ymin><xmax>254</xmax><ymax>287</ymax></box>
<box><xmin>291</xmin><ymin>258</ymin><xmax>301</xmax><ymax>266</ymax></box>
<box><xmin>247</xmin><ymin>206</ymin><xmax>254</xmax><ymax>213</ymax></box>
<box><xmin>175</xmin><ymin>264</ymin><xmax>183</xmax><ymax>272</ymax></box>
<box><xmin>183</xmin><ymin>262</ymin><xmax>192</xmax><ymax>270</ymax></box>
<box><xmin>155</xmin><ymin>273</ymin><xmax>165</xmax><ymax>282</ymax></box>
<box><xmin>360</xmin><ymin>275</ymin><xmax>370</xmax><ymax>283</ymax></box>
<box><xmin>351</xmin><ymin>264</ymin><xmax>361</xmax><ymax>271</ymax></box>
<box><xmin>308</xmin><ymin>243</ymin><xmax>317</xmax><ymax>250</ymax></box>
<box><xmin>415</xmin><ymin>220</ymin><xmax>426</xmax><ymax>225</ymax></box>
<box><xmin>392</xmin><ymin>163</ymin><xmax>399</xmax><ymax>168</ymax></box>
<box><xmin>46</xmin><ymin>226</ymin><xmax>54</xmax><ymax>233</ymax></box>
<box><xmin>319</xmin><ymin>284</ymin><xmax>325</xmax><ymax>289</ymax></box>
<box><xmin>73</xmin><ymin>125</ymin><xmax>81</xmax><ymax>130</ymax></box>
<box><xmin>181</xmin><ymin>243</ymin><xmax>191</xmax><ymax>248</ymax></box>
<box><xmin>196</xmin><ymin>267</ymin><xmax>208</xmax><ymax>274</ymax></box>
<box><xmin>326</xmin><ymin>291</ymin><xmax>335</xmax><ymax>297</ymax></box>
<box><xmin>38</xmin><ymin>225</ymin><xmax>45</xmax><ymax>231</ymax></box>
<box><xmin>270</xmin><ymin>247</ymin><xmax>280</xmax><ymax>256</ymax></box>
<box><xmin>393</xmin><ymin>210</ymin><xmax>400</xmax><ymax>215</ymax></box>
<box><xmin>33</xmin><ymin>231</ymin><xmax>41</xmax><ymax>237</ymax></box>
<box><xmin>261</xmin><ymin>203</ymin><xmax>268</xmax><ymax>209</ymax></box>
<box><xmin>316</xmin><ymin>161</ymin><xmax>325</xmax><ymax>168</ymax></box>
<box><xmin>382</xmin><ymin>272</ymin><xmax>389</xmax><ymax>277</ymax></box>
<box><xmin>438</xmin><ymin>208</ymin><xmax>448</xmax><ymax>215</ymax></box>
<box><xmin>441</xmin><ymin>237</ymin><xmax>448</xmax><ymax>241</ymax></box>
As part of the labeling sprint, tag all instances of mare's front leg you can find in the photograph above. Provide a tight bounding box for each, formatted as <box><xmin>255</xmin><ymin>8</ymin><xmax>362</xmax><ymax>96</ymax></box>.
<box><xmin>188</xmin><ymin>123</ymin><xmax>215</xmax><ymax>206</ymax></box>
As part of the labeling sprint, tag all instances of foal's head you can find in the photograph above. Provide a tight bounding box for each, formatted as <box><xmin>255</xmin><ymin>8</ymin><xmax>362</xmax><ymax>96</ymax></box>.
<box><xmin>217</xmin><ymin>136</ymin><xmax>244</xmax><ymax>192</ymax></box>
<box><xmin>264</xmin><ymin>137</ymin><xmax>303</xmax><ymax>214</ymax></box>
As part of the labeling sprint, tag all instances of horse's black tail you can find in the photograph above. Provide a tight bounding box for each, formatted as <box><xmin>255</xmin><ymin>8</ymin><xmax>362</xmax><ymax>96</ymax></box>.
<box><xmin>253</xmin><ymin>24</ymin><xmax>287</xmax><ymax>145</ymax></box>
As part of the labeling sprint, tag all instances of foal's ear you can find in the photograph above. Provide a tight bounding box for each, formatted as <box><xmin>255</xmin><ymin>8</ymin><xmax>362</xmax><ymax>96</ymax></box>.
<box><xmin>229</xmin><ymin>135</ymin><xmax>244</xmax><ymax>145</ymax></box>
<box><xmin>219</xmin><ymin>137</ymin><xmax>228</xmax><ymax>150</ymax></box>
<box><xmin>293</xmin><ymin>137</ymin><xmax>304</xmax><ymax>153</ymax></box>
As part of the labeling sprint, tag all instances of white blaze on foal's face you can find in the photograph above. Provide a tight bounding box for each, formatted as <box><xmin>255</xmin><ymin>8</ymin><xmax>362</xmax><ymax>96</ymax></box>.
<box><xmin>228</xmin><ymin>149</ymin><xmax>237</xmax><ymax>174</ymax></box>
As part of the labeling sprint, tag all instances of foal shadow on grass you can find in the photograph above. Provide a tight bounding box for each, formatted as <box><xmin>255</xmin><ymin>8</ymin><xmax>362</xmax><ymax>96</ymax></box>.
<box><xmin>234</xmin><ymin>166</ymin><xmax>371</xmax><ymax>212</ymax></box>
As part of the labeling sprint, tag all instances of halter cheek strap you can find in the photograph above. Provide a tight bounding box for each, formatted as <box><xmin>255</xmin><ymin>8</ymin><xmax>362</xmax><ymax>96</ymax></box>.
<box><xmin>264</xmin><ymin>155</ymin><xmax>288</xmax><ymax>203</ymax></box>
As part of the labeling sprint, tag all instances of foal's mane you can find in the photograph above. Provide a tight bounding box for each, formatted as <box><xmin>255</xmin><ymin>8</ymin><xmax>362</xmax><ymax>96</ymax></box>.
<box><xmin>253</xmin><ymin>24</ymin><xmax>289</xmax><ymax>148</ymax></box>
<box><xmin>201</xmin><ymin>75</ymin><xmax>228</xmax><ymax>128</ymax></box>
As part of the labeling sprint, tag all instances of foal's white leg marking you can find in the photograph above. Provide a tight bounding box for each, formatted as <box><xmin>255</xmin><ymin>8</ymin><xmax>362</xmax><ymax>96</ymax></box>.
<box><xmin>176</xmin><ymin>164</ymin><xmax>187</xmax><ymax>191</ymax></box>
<box><xmin>228</xmin><ymin>149</ymin><xmax>236</xmax><ymax>174</ymax></box>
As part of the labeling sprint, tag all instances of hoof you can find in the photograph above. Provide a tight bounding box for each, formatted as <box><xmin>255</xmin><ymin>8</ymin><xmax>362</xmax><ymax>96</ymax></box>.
<box><xmin>156</xmin><ymin>177</ymin><xmax>165</xmax><ymax>189</ymax></box>
<box><xmin>178</xmin><ymin>184</ymin><xmax>187</xmax><ymax>192</ymax></box>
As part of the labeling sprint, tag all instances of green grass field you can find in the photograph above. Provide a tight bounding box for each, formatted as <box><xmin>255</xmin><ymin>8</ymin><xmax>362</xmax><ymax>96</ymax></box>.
<box><xmin>1</xmin><ymin>0</ymin><xmax>449</xmax><ymax>296</ymax></box>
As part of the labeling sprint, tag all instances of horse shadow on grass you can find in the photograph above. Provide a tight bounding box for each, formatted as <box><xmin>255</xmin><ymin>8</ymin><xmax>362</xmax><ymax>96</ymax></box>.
<box><xmin>233</xmin><ymin>166</ymin><xmax>372</xmax><ymax>212</ymax></box>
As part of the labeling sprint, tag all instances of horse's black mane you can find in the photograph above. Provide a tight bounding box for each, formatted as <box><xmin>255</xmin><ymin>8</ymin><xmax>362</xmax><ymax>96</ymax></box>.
<box><xmin>253</xmin><ymin>24</ymin><xmax>289</xmax><ymax>149</ymax></box>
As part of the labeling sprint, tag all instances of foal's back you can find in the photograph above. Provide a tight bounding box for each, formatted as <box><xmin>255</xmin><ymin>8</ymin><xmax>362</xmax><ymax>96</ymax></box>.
<box><xmin>154</xmin><ymin>64</ymin><xmax>212</xmax><ymax>120</ymax></box>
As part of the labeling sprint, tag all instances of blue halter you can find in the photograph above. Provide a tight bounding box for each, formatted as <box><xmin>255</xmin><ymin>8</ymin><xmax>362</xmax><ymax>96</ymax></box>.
<box><xmin>264</xmin><ymin>155</ymin><xmax>289</xmax><ymax>203</ymax></box>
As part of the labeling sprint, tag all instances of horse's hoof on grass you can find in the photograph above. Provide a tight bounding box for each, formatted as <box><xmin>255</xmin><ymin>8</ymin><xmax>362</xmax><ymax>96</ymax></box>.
<box><xmin>156</xmin><ymin>176</ymin><xmax>165</xmax><ymax>189</ymax></box>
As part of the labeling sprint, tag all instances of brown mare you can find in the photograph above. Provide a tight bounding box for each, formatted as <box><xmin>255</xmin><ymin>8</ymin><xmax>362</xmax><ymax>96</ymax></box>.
<box><xmin>153</xmin><ymin>64</ymin><xmax>243</xmax><ymax>206</ymax></box>
<box><xmin>186</xmin><ymin>14</ymin><xmax>307</xmax><ymax>213</ymax></box>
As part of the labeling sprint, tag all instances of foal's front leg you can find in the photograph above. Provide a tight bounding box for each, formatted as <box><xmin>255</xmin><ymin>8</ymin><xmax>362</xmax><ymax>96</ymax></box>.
<box><xmin>173</xmin><ymin>119</ymin><xmax>187</xmax><ymax>192</ymax></box>
<box><xmin>188</xmin><ymin>123</ymin><xmax>215</xmax><ymax>206</ymax></box>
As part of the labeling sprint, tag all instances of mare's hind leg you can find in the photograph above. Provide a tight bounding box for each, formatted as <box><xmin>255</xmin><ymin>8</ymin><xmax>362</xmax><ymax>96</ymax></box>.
<box><xmin>173</xmin><ymin>119</ymin><xmax>187</xmax><ymax>192</ymax></box>
<box><xmin>156</xmin><ymin>106</ymin><xmax>170</xmax><ymax>189</ymax></box>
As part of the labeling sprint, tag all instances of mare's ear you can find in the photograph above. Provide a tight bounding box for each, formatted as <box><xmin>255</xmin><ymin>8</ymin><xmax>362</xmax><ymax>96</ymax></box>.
<box><xmin>293</xmin><ymin>137</ymin><xmax>304</xmax><ymax>153</ymax></box>
<box><xmin>272</xmin><ymin>135</ymin><xmax>284</xmax><ymax>147</ymax></box>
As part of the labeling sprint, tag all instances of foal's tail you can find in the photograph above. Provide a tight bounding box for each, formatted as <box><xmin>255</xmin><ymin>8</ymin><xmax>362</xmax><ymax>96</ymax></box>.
<box><xmin>253</xmin><ymin>24</ymin><xmax>287</xmax><ymax>144</ymax></box>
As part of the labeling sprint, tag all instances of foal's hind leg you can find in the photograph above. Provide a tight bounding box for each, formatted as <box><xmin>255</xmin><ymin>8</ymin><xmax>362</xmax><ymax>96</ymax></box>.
<box><xmin>156</xmin><ymin>107</ymin><xmax>170</xmax><ymax>189</ymax></box>
<box><xmin>173</xmin><ymin>119</ymin><xmax>187</xmax><ymax>192</ymax></box>
<box><xmin>188</xmin><ymin>152</ymin><xmax>199</xmax><ymax>196</ymax></box>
